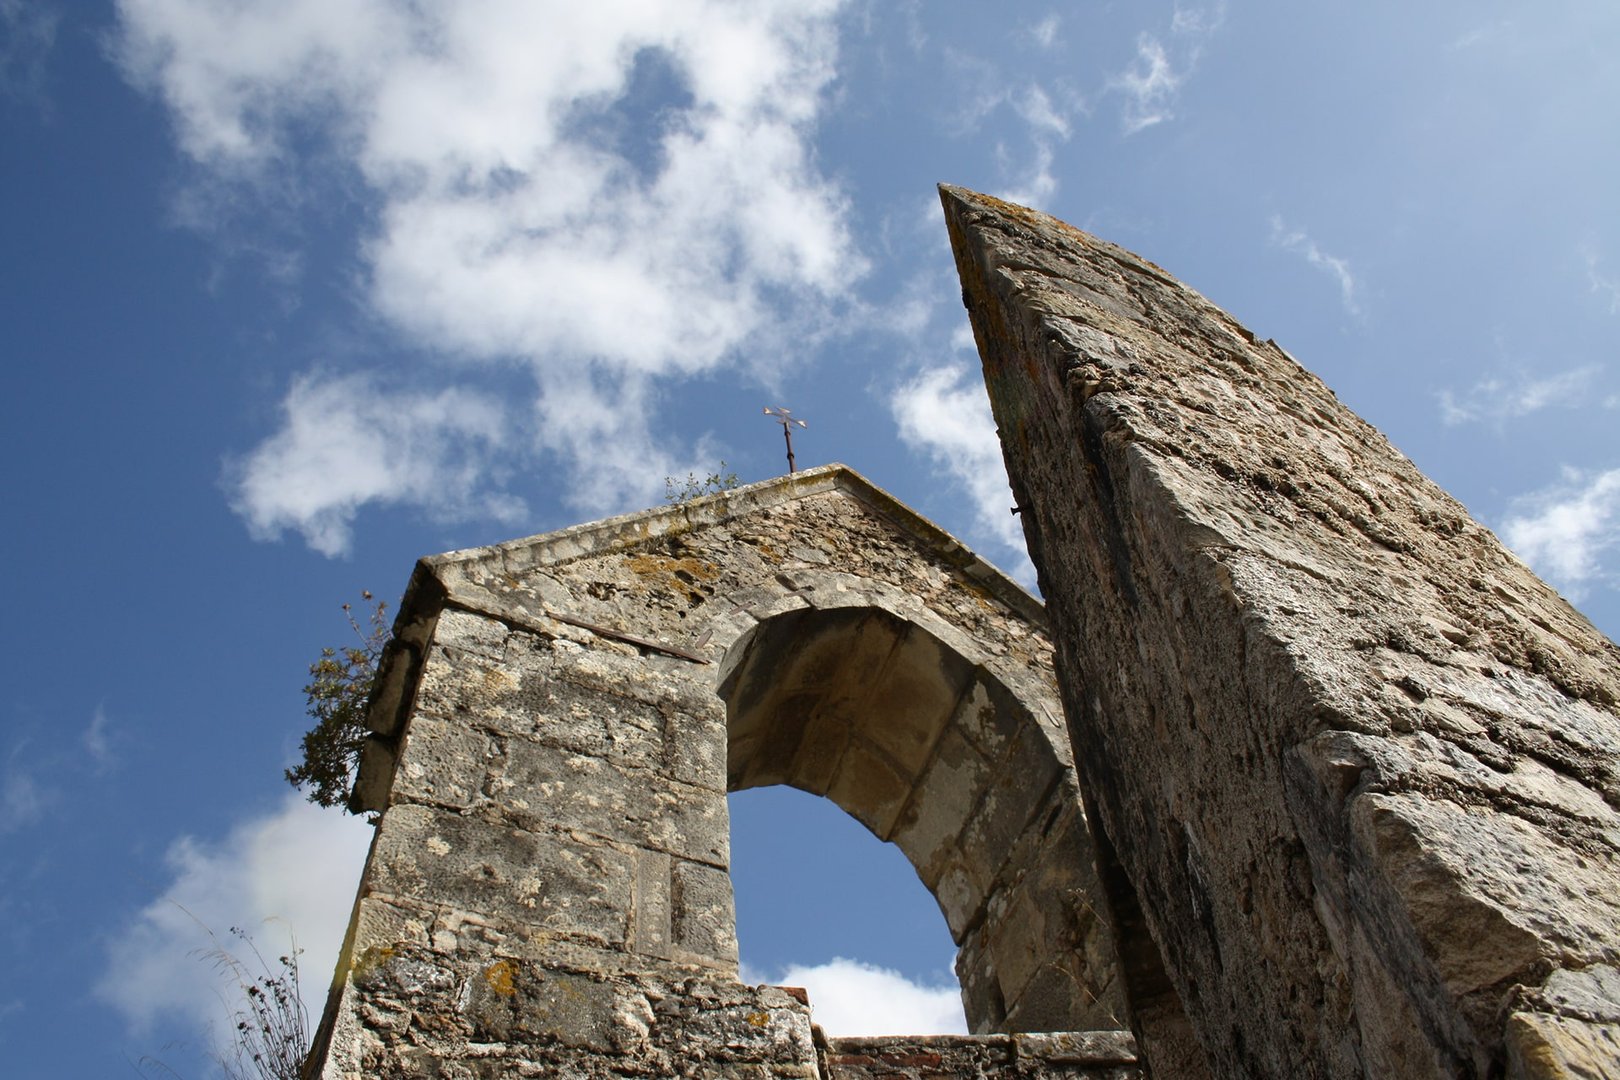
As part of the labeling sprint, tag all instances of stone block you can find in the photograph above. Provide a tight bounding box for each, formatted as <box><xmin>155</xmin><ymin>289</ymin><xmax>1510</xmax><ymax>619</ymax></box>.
<box><xmin>672</xmin><ymin>857</ymin><xmax>739</xmax><ymax>965</ymax></box>
<box><xmin>366</xmin><ymin>803</ymin><xmax>632</xmax><ymax>949</ymax></box>
<box><xmin>388</xmin><ymin>712</ymin><xmax>494</xmax><ymax>810</ymax></box>
<box><xmin>1506</xmin><ymin>1012</ymin><xmax>1620</xmax><ymax>1080</ymax></box>
<box><xmin>824</xmin><ymin>739</ymin><xmax>913</xmax><ymax>841</ymax></box>
<box><xmin>786</xmin><ymin>707</ymin><xmax>853</xmax><ymax>796</ymax></box>
<box><xmin>492</xmin><ymin>737</ymin><xmax>729</xmax><ymax>867</ymax></box>
<box><xmin>889</xmin><ymin>728</ymin><xmax>991</xmax><ymax>892</ymax></box>
<box><xmin>463</xmin><ymin>960</ymin><xmax>620</xmax><ymax>1051</ymax></box>
<box><xmin>959</xmin><ymin>724</ymin><xmax>1065</xmax><ymax>892</ymax></box>
<box><xmin>433</xmin><ymin>607</ymin><xmax>511</xmax><ymax>659</ymax></box>
<box><xmin>413</xmin><ymin>645</ymin><xmax>523</xmax><ymax>725</ymax></box>
<box><xmin>857</xmin><ymin>624</ymin><xmax>969</xmax><ymax>778</ymax></box>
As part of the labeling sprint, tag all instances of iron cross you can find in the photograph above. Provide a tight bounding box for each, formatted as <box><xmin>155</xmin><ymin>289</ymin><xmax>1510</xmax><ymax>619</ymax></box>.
<box><xmin>763</xmin><ymin>406</ymin><xmax>807</xmax><ymax>474</ymax></box>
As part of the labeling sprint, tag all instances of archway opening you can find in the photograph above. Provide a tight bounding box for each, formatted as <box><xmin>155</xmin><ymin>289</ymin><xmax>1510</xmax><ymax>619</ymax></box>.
<box><xmin>727</xmin><ymin>784</ymin><xmax>965</xmax><ymax>1036</ymax></box>
<box><xmin>717</xmin><ymin>603</ymin><xmax>1122</xmax><ymax>1033</ymax></box>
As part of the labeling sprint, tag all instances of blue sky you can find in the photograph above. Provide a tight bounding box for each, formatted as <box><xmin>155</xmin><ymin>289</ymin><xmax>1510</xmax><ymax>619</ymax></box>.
<box><xmin>4</xmin><ymin>1</ymin><xmax>1619</xmax><ymax>1074</ymax></box>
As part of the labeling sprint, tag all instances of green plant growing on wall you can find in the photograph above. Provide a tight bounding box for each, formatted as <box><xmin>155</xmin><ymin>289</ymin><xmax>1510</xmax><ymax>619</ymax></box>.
<box><xmin>664</xmin><ymin>462</ymin><xmax>740</xmax><ymax>504</ymax></box>
<box><xmin>286</xmin><ymin>592</ymin><xmax>390</xmax><ymax>810</ymax></box>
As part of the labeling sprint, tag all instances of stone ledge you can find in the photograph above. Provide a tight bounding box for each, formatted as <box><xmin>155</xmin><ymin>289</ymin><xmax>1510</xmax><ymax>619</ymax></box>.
<box><xmin>822</xmin><ymin>1030</ymin><xmax>1139</xmax><ymax>1078</ymax></box>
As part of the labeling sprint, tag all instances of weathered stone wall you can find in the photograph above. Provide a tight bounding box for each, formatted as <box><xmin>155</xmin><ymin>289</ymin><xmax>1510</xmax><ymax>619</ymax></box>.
<box><xmin>943</xmin><ymin>185</ymin><xmax>1620</xmax><ymax>1079</ymax></box>
<box><xmin>306</xmin><ymin>466</ymin><xmax>1138</xmax><ymax>1077</ymax></box>
<box><xmin>823</xmin><ymin>1032</ymin><xmax>1140</xmax><ymax>1078</ymax></box>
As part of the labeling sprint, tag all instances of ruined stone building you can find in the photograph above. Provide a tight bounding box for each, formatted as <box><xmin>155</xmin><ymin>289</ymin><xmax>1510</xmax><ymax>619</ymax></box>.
<box><xmin>305</xmin><ymin>189</ymin><xmax>1619</xmax><ymax>1079</ymax></box>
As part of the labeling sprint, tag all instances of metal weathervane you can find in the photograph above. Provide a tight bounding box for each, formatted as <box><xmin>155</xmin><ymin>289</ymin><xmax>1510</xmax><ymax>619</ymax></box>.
<box><xmin>763</xmin><ymin>406</ymin><xmax>807</xmax><ymax>474</ymax></box>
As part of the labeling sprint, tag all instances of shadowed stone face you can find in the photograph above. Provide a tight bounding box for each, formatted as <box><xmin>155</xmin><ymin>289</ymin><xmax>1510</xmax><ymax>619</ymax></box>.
<box><xmin>306</xmin><ymin>465</ymin><xmax>1139</xmax><ymax>1078</ymax></box>
<box><xmin>942</xmin><ymin>183</ymin><xmax>1620</xmax><ymax>1080</ymax></box>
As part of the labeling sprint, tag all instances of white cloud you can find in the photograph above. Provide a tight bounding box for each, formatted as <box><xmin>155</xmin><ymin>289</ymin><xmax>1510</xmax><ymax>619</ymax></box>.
<box><xmin>1015</xmin><ymin>84</ymin><xmax>1070</xmax><ymax>141</ymax></box>
<box><xmin>891</xmin><ymin>361</ymin><xmax>1031</xmax><ymax>577</ymax></box>
<box><xmin>1026</xmin><ymin>14</ymin><xmax>1061</xmax><ymax>50</ymax></box>
<box><xmin>96</xmin><ymin>793</ymin><xmax>372</xmax><ymax>1037</ymax></box>
<box><xmin>995</xmin><ymin>139</ymin><xmax>1058</xmax><ymax>209</ymax></box>
<box><xmin>940</xmin><ymin>43</ymin><xmax>1080</xmax><ymax>207</ymax></box>
<box><xmin>1587</xmin><ymin>253</ymin><xmax>1620</xmax><ymax>315</ymax></box>
<box><xmin>114</xmin><ymin>0</ymin><xmax>861</xmax><ymax>550</ymax></box>
<box><xmin>994</xmin><ymin>81</ymin><xmax>1082</xmax><ymax>206</ymax></box>
<box><xmin>0</xmin><ymin>768</ymin><xmax>45</xmax><ymax>834</ymax></box>
<box><xmin>1501</xmin><ymin>467</ymin><xmax>1620</xmax><ymax>600</ymax></box>
<box><xmin>1111</xmin><ymin>36</ymin><xmax>1179</xmax><ymax>134</ymax></box>
<box><xmin>1438</xmin><ymin>365</ymin><xmax>1599</xmax><ymax>426</ymax></box>
<box><xmin>225</xmin><ymin>372</ymin><xmax>524</xmax><ymax>556</ymax></box>
<box><xmin>1269</xmin><ymin>216</ymin><xmax>1361</xmax><ymax>316</ymax></box>
<box><xmin>1170</xmin><ymin>3</ymin><xmax>1225</xmax><ymax>39</ymax></box>
<box><xmin>1446</xmin><ymin>19</ymin><xmax>1515</xmax><ymax>53</ymax></box>
<box><xmin>83</xmin><ymin>705</ymin><xmax>114</xmax><ymax>772</ymax></box>
<box><xmin>1108</xmin><ymin>4</ymin><xmax>1224</xmax><ymax>135</ymax></box>
<box><xmin>748</xmin><ymin>957</ymin><xmax>965</xmax><ymax>1036</ymax></box>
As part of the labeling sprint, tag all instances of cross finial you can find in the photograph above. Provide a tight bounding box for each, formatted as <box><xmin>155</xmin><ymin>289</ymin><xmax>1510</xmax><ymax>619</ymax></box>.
<box><xmin>763</xmin><ymin>406</ymin><xmax>807</xmax><ymax>474</ymax></box>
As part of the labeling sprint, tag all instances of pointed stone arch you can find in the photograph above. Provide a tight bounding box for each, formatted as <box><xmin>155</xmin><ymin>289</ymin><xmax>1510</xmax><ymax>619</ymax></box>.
<box><xmin>720</xmin><ymin>600</ymin><xmax>1118</xmax><ymax>1032</ymax></box>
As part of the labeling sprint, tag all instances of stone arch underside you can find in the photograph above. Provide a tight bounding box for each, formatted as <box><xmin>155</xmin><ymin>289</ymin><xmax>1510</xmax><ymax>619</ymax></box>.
<box><xmin>721</xmin><ymin>603</ymin><xmax>1124</xmax><ymax>1033</ymax></box>
<box><xmin>306</xmin><ymin>466</ymin><xmax>1143</xmax><ymax>1077</ymax></box>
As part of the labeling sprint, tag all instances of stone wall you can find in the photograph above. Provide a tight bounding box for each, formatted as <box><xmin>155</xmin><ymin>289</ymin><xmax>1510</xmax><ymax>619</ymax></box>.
<box><xmin>823</xmin><ymin>1032</ymin><xmax>1140</xmax><ymax>1078</ymax></box>
<box><xmin>306</xmin><ymin>466</ymin><xmax>1138</xmax><ymax>1078</ymax></box>
<box><xmin>943</xmin><ymin>184</ymin><xmax>1620</xmax><ymax>1079</ymax></box>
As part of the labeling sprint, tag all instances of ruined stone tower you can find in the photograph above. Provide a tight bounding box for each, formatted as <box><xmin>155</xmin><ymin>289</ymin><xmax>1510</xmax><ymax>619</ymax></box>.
<box><xmin>306</xmin><ymin>465</ymin><xmax>1142</xmax><ymax>1078</ymax></box>
<box><xmin>942</xmin><ymin>185</ymin><xmax>1620</xmax><ymax>1079</ymax></box>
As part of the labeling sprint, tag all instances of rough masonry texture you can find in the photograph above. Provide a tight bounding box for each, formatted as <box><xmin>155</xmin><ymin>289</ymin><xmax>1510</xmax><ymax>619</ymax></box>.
<box><xmin>306</xmin><ymin>465</ymin><xmax>1141</xmax><ymax>1078</ymax></box>
<box><xmin>942</xmin><ymin>185</ymin><xmax>1620</xmax><ymax>1079</ymax></box>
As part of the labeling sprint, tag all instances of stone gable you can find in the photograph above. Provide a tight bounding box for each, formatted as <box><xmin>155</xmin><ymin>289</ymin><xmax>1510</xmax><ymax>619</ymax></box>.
<box><xmin>307</xmin><ymin>464</ymin><xmax>1141</xmax><ymax>1078</ymax></box>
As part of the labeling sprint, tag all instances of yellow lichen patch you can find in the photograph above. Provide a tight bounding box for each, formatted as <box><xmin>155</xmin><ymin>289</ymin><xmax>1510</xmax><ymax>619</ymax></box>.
<box><xmin>626</xmin><ymin>553</ymin><xmax>721</xmax><ymax>581</ymax></box>
<box><xmin>353</xmin><ymin>944</ymin><xmax>396</xmax><ymax>978</ymax></box>
<box><xmin>625</xmin><ymin>553</ymin><xmax>722</xmax><ymax>604</ymax></box>
<box><xmin>972</xmin><ymin>190</ymin><xmax>1060</xmax><ymax>231</ymax></box>
<box><xmin>746</xmin><ymin>1011</ymin><xmax>771</xmax><ymax>1028</ymax></box>
<box><xmin>480</xmin><ymin>667</ymin><xmax>518</xmax><ymax>695</ymax></box>
<box><xmin>484</xmin><ymin>959</ymin><xmax>518</xmax><ymax>996</ymax></box>
<box><xmin>949</xmin><ymin>577</ymin><xmax>999</xmax><ymax>611</ymax></box>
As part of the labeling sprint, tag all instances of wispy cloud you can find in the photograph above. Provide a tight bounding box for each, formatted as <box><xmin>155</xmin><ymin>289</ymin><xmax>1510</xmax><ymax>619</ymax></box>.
<box><xmin>1</xmin><ymin>766</ymin><xmax>45</xmax><ymax>834</ymax></box>
<box><xmin>1025</xmin><ymin>14</ymin><xmax>1062</xmax><ymax>50</ymax></box>
<box><xmin>745</xmin><ymin>957</ymin><xmax>965</xmax><ymax>1036</ymax></box>
<box><xmin>941</xmin><ymin>41</ymin><xmax>1083</xmax><ymax>208</ymax></box>
<box><xmin>1586</xmin><ymin>252</ymin><xmax>1620</xmax><ymax>315</ymax></box>
<box><xmin>96</xmin><ymin>793</ymin><xmax>371</xmax><ymax>1037</ymax></box>
<box><xmin>995</xmin><ymin>139</ymin><xmax>1058</xmax><ymax>208</ymax></box>
<box><xmin>82</xmin><ymin>705</ymin><xmax>115</xmax><ymax>773</ymax></box>
<box><xmin>1438</xmin><ymin>365</ymin><xmax>1599</xmax><ymax>426</ymax></box>
<box><xmin>1108</xmin><ymin>3</ymin><xmax>1224</xmax><ymax>135</ymax></box>
<box><xmin>890</xmin><ymin>360</ymin><xmax>1031</xmax><ymax>579</ymax></box>
<box><xmin>1111</xmin><ymin>37</ymin><xmax>1179</xmax><ymax>134</ymax></box>
<box><xmin>0</xmin><ymin>0</ymin><xmax>58</xmax><ymax>111</ymax></box>
<box><xmin>1501</xmin><ymin>467</ymin><xmax>1620</xmax><ymax>600</ymax></box>
<box><xmin>114</xmin><ymin>0</ymin><xmax>861</xmax><ymax>550</ymax></box>
<box><xmin>1015</xmin><ymin>83</ymin><xmax>1071</xmax><ymax>140</ymax></box>
<box><xmin>1446</xmin><ymin>19</ymin><xmax>1515</xmax><ymax>53</ymax></box>
<box><xmin>1269</xmin><ymin>216</ymin><xmax>1361</xmax><ymax>316</ymax></box>
<box><xmin>997</xmin><ymin>81</ymin><xmax>1082</xmax><ymax>206</ymax></box>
